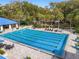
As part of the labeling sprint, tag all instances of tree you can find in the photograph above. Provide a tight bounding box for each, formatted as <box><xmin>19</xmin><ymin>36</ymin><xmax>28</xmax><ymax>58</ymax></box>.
<box><xmin>56</xmin><ymin>12</ymin><xmax>64</xmax><ymax>29</ymax></box>
<box><xmin>66</xmin><ymin>13</ymin><xmax>74</xmax><ymax>30</ymax></box>
<box><xmin>51</xmin><ymin>7</ymin><xmax>64</xmax><ymax>29</ymax></box>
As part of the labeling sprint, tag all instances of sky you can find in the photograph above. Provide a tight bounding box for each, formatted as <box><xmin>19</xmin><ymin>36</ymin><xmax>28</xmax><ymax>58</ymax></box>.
<box><xmin>0</xmin><ymin>0</ymin><xmax>64</xmax><ymax>7</ymax></box>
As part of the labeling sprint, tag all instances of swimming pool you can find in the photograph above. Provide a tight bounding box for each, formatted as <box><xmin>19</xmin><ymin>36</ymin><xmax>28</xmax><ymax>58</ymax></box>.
<box><xmin>1</xmin><ymin>29</ymin><xmax>68</xmax><ymax>57</ymax></box>
<box><xmin>0</xmin><ymin>56</ymin><xmax>7</xmax><ymax>59</ymax></box>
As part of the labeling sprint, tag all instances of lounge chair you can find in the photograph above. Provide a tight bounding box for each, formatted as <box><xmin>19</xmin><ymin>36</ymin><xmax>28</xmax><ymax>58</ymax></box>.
<box><xmin>75</xmin><ymin>38</ymin><xmax>79</xmax><ymax>42</ymax></box>
<box><xmin>0</xmin><ymin>30</ymin><xmax>3</xmax><ymax>33</ymax></box>
<box><xmin>48</xmin><ymin>28</ymin><xmax>50</xmax><ymax>31</ymax></box>
<box><xmin>45</xmin><ymin>28</ymin><xmax>47</xmax><ymax>30</ymax></box>
<box><xmin>5</xmin><ymin>44</ymin><xmax>14</xmax><ymax>50</ymax></box>
<box><xmin>0</xmin><ymin>43</ymin><xmax>5</xmax><ymax>48</ymax></box>
<box><xmin>50</xmin><ymin>28</ymin><xmax>53</xmax><ymax>31</ymax></box>
<box><xmin>74</xmin><ymin>43</ymin><xmax>79</xmax><ymax>50</ymax></box>
<box><xmin>45</xmin><ymin>28</ymin><xmax>49</xmax><ymax>31</ymax></box>
<box><xmin>54</xmin><ymin>30</ymin><xmax>58</xmax><ymax>32</ymax></box>
<box><xmin>74</xmin><ymin>46</ymin><xmax>79</xmax><ymax>50</ymax></box>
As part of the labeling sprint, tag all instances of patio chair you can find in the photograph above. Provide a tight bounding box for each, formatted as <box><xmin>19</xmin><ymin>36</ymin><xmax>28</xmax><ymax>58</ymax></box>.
<box><xmin>45</xmin><ymin>28</ymin><xmax>49</xmax><ymax>31</ymax></box>
<box><xmin>5</xmin><ymin>44</ymin><xmax>14</xmax><ymax>50</ymax></box>
<box><xmin>73</xmin><ymin>43</ymin><xmax>79</xmax><ymax>50</ymax></box>
<box><xmin>0</xmin><ymin>43</ymin><xmax>5</xmax><ymax>48</ymax></box>
<box><xmin>0</xmin><ymin>30</ymin><xmax>3</xmax><ymax>33</ymax></box>
<box><xmin>74</xmin><ymin>46</ymin><xmax>79</xmax><ymax>50</ymax></box>
<box><xmin>54</xmin><ymin>30</ymin><xmax>58</xmax><ymax>32</ymax></box>
<box><xmin>45</xmin><ymin>28</ymin><xmax>47</xmax><ymax>30</ymax></box>
<box><xmin>75</xmin><ymin>38</ymin><xmax>79</xmax><ymax>42</ymax></box>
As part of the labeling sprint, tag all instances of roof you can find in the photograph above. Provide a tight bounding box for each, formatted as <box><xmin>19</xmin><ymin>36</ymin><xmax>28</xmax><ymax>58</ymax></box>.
<box><xmin>0</xmin><ymin>17</ymin><xmax>17</xmax><ymax>26</ymax></box>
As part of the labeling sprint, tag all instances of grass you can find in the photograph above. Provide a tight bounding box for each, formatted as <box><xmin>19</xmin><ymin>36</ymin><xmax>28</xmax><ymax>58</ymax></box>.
<box><xmin>0</xmin><ymin>49</ymin><xmax>5</xmax><ymax>55</ymax></box>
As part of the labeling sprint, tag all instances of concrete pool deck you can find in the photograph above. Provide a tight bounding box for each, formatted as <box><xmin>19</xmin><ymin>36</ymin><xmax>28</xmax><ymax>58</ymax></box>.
<box><xmin>2</xmin><ymin>38</ymin><xmax>54</xmax><ymax>59</ymax></box>
<box><xmin>65</xmin><ymin>34</ymin><xmax>79</xmax><ymax>59</ymax></box>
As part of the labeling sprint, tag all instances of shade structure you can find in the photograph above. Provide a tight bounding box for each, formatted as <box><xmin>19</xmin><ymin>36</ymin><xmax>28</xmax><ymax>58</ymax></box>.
<box><xmin>0</xmin><ymin>17</ymin><xmax>17</xmax><ymax>26</ymax></box>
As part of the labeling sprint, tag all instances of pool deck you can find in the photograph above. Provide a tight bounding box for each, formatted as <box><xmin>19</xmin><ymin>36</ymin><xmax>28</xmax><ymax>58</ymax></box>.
<box><xmin>0</xmin><ymin>26</ymin><xmax>79</xmax><ymax>59</ymax></box>
<box><xmin>65</xmin><ymin>34</ymin><xmax>79</xmax><ymax>59</ymax></box>
<box><xmin>1</xmin><ymin>37</ymin><xmax>53</xmax><ymax>59</ymax></box>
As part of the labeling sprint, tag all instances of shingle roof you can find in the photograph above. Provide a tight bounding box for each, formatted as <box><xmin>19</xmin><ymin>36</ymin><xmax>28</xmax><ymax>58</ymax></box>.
<box><xmin>0</xmin><ymin>17</ymin><xmax>17</xmax><ymax>26</ymax></box>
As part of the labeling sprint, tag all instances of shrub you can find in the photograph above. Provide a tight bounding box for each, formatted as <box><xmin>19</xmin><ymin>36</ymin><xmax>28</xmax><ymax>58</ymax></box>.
<box><xmin>0</xmin><ymin>49</ymin><xmax>5</xmax><ymax>55</ymax></box>
<box><xmin>20</xmin><ymin>20</ymin><xmax>26</xmax><ymax>25</ymax></box>
<box><xmin>75</xmin><ymin>27</ymin><xmax>79</xmax><ymax>33</ymax></box>
<box><xmin>26</xmin><ymin>56</ymin><xmax>31</xmax><ymax>59</ymax></box>
<box><xmin>33</xmin><ymin>24</ymin><xmax>42</xmax><ymax>28</ymax></box>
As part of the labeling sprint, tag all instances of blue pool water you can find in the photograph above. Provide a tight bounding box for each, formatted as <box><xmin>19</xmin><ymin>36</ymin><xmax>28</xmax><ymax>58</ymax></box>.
<box><xmin>1</xmin><ymin>29</ymin><xmax>68</xmax><ymax>57</ymax></box>
<box><xmin>0</xmin><ymin>56</ymin><xmax>7</xmax><ymax>59</ymax></box>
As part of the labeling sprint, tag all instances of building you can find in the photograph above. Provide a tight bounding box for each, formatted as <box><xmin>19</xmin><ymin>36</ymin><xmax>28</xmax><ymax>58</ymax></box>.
<box><xmin>0</xmin><ymin>17</ymin><xmax>19</xmax><ymax>31</ymax></box>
